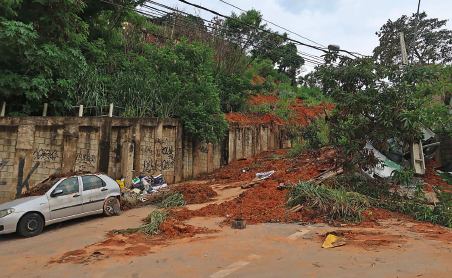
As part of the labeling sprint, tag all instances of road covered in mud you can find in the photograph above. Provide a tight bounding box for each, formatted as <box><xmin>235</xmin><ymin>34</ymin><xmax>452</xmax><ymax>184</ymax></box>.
<box><xmin>1</xmin><ymin>149</ymin><xmax>452</xmax><ymax>277</ymax></box>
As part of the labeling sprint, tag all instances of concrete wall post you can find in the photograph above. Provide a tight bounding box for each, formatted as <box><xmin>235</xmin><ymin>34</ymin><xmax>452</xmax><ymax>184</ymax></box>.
<box><xmin>62</xmin><ymin>125</ymin><xmax>79</xmax><ymax>173</ymax></box>
<box><xmin>121</xmin><ymin>142</ymin><xmax>134</xmax><ymax>185</ymax></box>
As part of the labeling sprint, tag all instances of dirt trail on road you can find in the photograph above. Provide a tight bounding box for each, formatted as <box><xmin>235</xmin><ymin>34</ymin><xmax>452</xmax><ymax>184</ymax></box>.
<box><xmin>3</xmin><ymin>149</ymin><xmax>452</xmax><ymax>277</ymax></box>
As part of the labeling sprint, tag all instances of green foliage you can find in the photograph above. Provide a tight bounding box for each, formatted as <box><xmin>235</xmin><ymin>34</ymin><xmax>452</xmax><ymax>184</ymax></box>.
<box><xmin>288</xmin><ymin>141</ymin><xmax>308</xmax><ymax>157</ymax></box>
<box><xmin>158</xmin><ymin>192</ymin><xmax>187</xmax><ymax>208</ymax></box>
<box><xmin>0</xmin><ymin>1</ymin><xmax>308</xmax><ymax>141</ymax></box>
<box><xmin>310</xmin><ymin>53</ymin><xmax>452</xmax><ymax>170</ymax></box>
<box><xmin>374</xmin><ymin>12</ymin><xmax>452</xmax><ymax>66</ymax></box>
<box><xmin>335</xmin><ymin>175</ymin><xmax>452</xmax><ymax>228</ymax></box>
<box><xmin>390</xmin><ymin>168</ymin><xmax>414</xmax><ymax>187</ymax></box>
<box><xmin>115</xmin><ymin>210</ymin><xmax>168</xmax><ymax>235</ymax></box>
<box><xmin>289</xmin><ymin>119</ymin><xmax>330</xmax><ymax>157</ymax></box>
<box><xmin>140</xmin><ymin>210</ymin><xmax>169</xmax><ymax>235</ymax></box>
<box><xmin>0</xmin><ymin>16</ymin><xmax>87</xmax><ymax>115</ymax></box>
<box><xmin>287</xmin><ymin>180</ymin><xmax>369</xmax><ymax>222</ymax></box>
<box><xmin>296</xmin><ymin>86</ymin><xmax>332</xmax><ymax>105</ymax></box>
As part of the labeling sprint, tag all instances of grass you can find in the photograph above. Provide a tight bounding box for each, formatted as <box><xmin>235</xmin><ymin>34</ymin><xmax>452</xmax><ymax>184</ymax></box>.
<box><xmin>287</xmin><ymin>180</ymin><xmax>369</xmax><ymax>222</ymax></box>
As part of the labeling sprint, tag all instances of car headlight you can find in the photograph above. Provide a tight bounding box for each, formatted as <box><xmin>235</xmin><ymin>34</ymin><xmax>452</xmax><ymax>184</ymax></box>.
<box><xmin>0</xmin><ymin>208</ymin><xmax>15</xmax><ymax>218</ymax></box>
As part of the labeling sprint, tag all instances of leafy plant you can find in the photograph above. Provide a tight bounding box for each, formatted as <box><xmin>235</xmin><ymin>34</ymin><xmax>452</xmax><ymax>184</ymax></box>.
<box><xmin>309</xmin><ymin>53</ymin><xmax>452</xmax><ymax>171</ymax></box>
<box><xmin>115</xmin><ymin>209</ymin><xmax>168</xmax><ymax>235</ymax></box>
<box><xmin>287</xmin><ymin>181</ymin><xmax>369</xmax><ymax>222</ymax></box>
<box><xmin>158</xmin><ymin>192</ymin><xmax>187</xmax><ymax>208</ymax></box>
<box><xmin>391</xmin><ymin>168</ymin><xmax>414</xmax><ymax>187</ymax></box>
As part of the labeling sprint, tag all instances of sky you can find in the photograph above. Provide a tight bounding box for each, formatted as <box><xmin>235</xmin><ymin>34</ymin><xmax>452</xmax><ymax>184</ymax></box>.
<box><xmin>147</xmin><ymin>0</ymin><xmax>452</xmax><ymax>71</ymax></box>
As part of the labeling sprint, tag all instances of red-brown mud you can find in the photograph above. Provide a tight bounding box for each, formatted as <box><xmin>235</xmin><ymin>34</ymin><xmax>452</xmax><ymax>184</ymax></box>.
<box><xmin>173</xmin><ymin>183</ymin><xmax>218</xmax><ymax>204</ymax></box>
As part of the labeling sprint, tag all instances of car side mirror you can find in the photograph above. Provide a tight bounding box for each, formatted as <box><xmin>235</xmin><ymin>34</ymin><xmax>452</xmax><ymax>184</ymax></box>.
<box><xmin>51</xmin><ymin>189</ymin><xmax>64</xmax><ymax>197</ymax></box>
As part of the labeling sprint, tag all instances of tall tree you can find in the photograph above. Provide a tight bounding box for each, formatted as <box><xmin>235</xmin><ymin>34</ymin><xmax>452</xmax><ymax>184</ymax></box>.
<box><xmin>276</xmin><ymin>43</ymin><xmax>304</xmax><ymax>86</ymax></box>
<box><xmin>373</xmin><ymin>12</ymin><xmax>452</xmax><ymax>66</ymax></box>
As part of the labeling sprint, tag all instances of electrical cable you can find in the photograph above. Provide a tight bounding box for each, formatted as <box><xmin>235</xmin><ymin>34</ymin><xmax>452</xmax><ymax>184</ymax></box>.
<box><xmin>218</xmin><ymin>0</ymin><xmax>326</xmax><ymax>48</ymax></box>
<box><xmin>143</xmin><ymin>0</ymin><xmax>334</xmax><ymax>64</ymax></box>
<box><xmin>98</xmin><ymin>0</ymin><xmax>327</xmax><ymax>68</ymax></box>
<box><xmin>177</xmin><ymin>0</ymin><xmax>365</xmax><ymax>58</ymax></box>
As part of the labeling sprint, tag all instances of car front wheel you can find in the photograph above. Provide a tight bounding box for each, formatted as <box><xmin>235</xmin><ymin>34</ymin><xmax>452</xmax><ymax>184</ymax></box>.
<box><xmin>17</xmin><ymin>213</ymin><xmax>44</xmax><ymax>238</ymax></box>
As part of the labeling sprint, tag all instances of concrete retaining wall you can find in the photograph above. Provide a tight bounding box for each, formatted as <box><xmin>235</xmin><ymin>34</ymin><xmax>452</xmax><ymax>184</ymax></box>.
<box><xmin>0</xmin><ymin>117</ymin><xmax>290</xmax><ymax>204</ymax></box>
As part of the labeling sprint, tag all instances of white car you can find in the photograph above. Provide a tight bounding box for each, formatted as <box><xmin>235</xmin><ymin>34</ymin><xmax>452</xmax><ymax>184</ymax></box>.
<box><xmin>0</xmin><ymin>174</ymin><xmax>121</xmax><ymax>237</ymax></box>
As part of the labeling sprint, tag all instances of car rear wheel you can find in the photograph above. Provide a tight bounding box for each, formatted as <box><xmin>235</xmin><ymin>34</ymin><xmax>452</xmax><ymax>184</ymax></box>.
<box><xmin>17</xmin><ymin>213</ymin><xmax>44</xmax><ymax>238</ymax></box>
<box><xmin>104</xmin><ymin>197</ymin><xmax>120</xmax><ymax>216</ymax></box>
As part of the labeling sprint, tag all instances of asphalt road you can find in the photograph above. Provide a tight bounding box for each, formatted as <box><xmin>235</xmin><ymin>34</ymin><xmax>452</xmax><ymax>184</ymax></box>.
<box><xmin>1</xmin><ymin>207</ymin><xmax>452</xmax><ymax>278</ymax></box>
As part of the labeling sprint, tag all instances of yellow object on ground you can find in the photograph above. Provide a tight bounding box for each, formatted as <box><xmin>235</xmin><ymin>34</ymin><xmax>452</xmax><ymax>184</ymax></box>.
<box><xmin>116</xmin><ymin>180</ymin><xmax>125</xmax><ymax>189</ymax></box>
<box><xmin>322</xmin><ymin>234</ymin><xmax>347</xmax><ymax>248</ymax></box>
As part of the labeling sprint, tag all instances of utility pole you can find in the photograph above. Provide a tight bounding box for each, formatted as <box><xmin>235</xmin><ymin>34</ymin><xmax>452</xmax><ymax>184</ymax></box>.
<box><xmin>410</xmin><ymin>0</ymin><xmax>422</xmax><ymax>64</ymax></box>
<box><xmin>401</xmin><ymin>34</ymin><xmax>425</xmax><ymax>174</ymax></box>
<box><xmin>399</xmin><ymin>32</ymin><xmax>408</xmax><ymax>65</ymax></box>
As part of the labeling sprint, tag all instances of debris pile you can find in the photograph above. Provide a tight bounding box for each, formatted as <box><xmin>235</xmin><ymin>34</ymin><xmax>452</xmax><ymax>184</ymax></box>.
<box><xmin>173</xmin><ymin>183</ymin><xmax>218</xmax><ymax>204</ymax></box>
<box><xmin>120</xmin><ymin>174</ymin><xmax>170</xmax><ymax>210</ymax></box>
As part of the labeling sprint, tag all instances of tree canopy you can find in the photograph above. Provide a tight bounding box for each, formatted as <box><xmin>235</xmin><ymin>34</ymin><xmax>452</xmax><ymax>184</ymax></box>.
<box><xmin>0</xmin><ymin>1</ymin><xmax>308</xmax><ymax>142</ymax></box>
<box><xmin>373</xmin><ymin>12</ymin><xmax>452</xmax><ymax>66</ymax></box>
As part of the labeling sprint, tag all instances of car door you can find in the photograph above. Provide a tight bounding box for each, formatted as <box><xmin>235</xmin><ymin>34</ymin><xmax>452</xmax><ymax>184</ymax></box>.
<box><xmin>81</xmin><ymin>175</ymin><xmax>109</xmax><ymax>213</ymax></box>
<box><xmin>47</xmin><ymin>177</ymin><xmax>83</xmax><ymax>220</ymax></box>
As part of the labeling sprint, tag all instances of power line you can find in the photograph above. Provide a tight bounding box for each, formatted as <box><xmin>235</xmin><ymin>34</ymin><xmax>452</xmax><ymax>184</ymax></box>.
<box><xmin>218</xmin><ymin>0</ymin><xmax>326</xmax><ymax>48</ymax></box>
<box><xmin>99</xmin><ymin>0</ymin><xmax>327</xmax><ymax>68</ymax></box>
<box><xmin>143</xmin><ymin>1</ymin><xmax>330</xmax><ymax>66</ymax></box>
<box><xmin>177</xmin><ymin>0</ymin><xmax>364</xmax><ymax>58</ymax></box>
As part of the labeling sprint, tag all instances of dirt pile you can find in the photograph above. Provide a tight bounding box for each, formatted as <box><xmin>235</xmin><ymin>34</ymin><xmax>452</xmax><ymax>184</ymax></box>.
<box><xmin>173</xmin><ymin>183</ymin><xmax>218</xmax><ymax>204</ymax></box>
<box><xmin>175</xmin><ymin>149</ymin><xmax>340</xmax><ymax>225</ymax></box>
<box><xmin>158</xmin><ymin>217</ymin><xmax>218</xmax><ymax>239</ymax></box>
<box><xmin>421</xmin><ymin>161</ymin><xmax>451</xmax><ymax>189</ymax></box>
<box><xmin>226</xmin><ymin>92</ymin><xmax>334</xmax><ymax>126</ymax></box>
<box><xmin>248</xmin><ymin>94</ymin><xmax>279</xmax><ymax>105</ymax></box>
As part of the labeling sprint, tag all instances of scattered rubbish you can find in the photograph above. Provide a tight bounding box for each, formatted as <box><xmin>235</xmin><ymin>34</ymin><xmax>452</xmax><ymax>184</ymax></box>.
<box><xmin>120</xmin><ymin>174</ymin><xmax>170</xmax><ymax>209</ymax></box>
<box><xmin>322</xmin><ymin>234</ymin><xmax>347</xmax><ymax>248</ymax></box>
<box><xmin>256</xmin><ymin>170</ymin><xmax>276</xmax><ymax>180</ymax></box>
<box><xmin>116</xmin><ymin>179</ymin><xmax>125</xmax><ymax>189</ymax></box>
<box><xmin>364</xmin><ymin>127</ymin><xmax>439</xmax><ymax>178</ymax></box>
<box><xmin>231</xmin><ymin>218</ymin><xmax>246</xmax><ymax>229</ymax></box>
<box><xmin>93</xmin><ymin>251</ymin><xmax>104</xmax><ymax>255</ymax></box>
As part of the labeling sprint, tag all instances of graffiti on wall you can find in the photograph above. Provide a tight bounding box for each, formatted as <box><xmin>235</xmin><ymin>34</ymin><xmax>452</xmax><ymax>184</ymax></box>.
<box><xmin>33</xmin><ymin>148</ymin><xmax>59</xmax><ymax>162</ymax></box>
<box><xmin>75</xmin><ymin>153</ymin><xmax>96</xmax><ymax>171</ymax></box>
<box><xmin>0</xmin><ymin>158</ymin><xmax>8</xmax><ymax>171</ymax></box>
<box><xmin>140</xmin><ymin>145</ymin><xmax>154</xmax><ymax>155</ymax></box>
<box><xmin>142</xmin><ymin>159</ymin><xmax>174</xmax><ymax>172</ymax></box>
<box><xmin>0</xmin><ymin>158</ymin><xmax>9</xmax><ymax>185</ymax></box>
<box><xmin>15</xmin><ymin>157</ymin><xmax>40</xmax><ymax>198</ymax></box>
<box><xmin>198</xmin><ymin>145</ymin><xmax>208</xmax><ymax>154</ymax></box>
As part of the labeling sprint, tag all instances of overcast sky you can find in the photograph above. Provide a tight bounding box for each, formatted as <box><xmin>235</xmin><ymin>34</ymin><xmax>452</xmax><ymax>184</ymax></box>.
<box><xmin>150</xmin><ymin>0</ymin><xmax>452</xmax><ymax>71</ymax></box>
